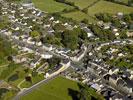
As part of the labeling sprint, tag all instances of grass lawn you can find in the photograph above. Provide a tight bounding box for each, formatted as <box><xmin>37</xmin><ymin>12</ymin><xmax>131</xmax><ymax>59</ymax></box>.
<box><xmin>0</xmin><ymin>59</ymin><xmax>9</xmax><ymax>66</ymax></box>
<box><xmin>20</xmin><ymin>74</ymin><xmax>44</xmax><ymax>88</ymax></box>
<box><xmin>87</xmin><ymin>0</ymin><xmax>133</xmax><ymax>16</ymax></box>
<box><xmin>32</xmin><ymin>0</ymin><xmax>74</xmax><ymax>13</ymax></box>
<box><xmin>10</xmin><ymin>78</ymin><xmax>24</xmax><ymax>86</ymax></box>
<box><xmin>62</xmin><ymin>11</ymin><xmax>97</xmax><ymax>23</ymax></box>
<box><xmin>107</xmin><ymin>0</ymin><xmax>129</xmax><ymax>5</ymax></box>
<box><xmin>21</xmin><ymin>76</ymin><xmax>103</xmax><ymax>100</ymax></box>
<box><xmin>32</xmin><ymin>0</ymin><xmax>133</xmax><ymax>23</ymax></box>
<box><xmin>0</xmin><ymin>67</ymin><xmax>7</xmax><ymax>76</ymax></box>
<box><xmin>62</xmin><ymin>0</ymin><xmax>133</xmax><ymax>23</ymax></box>
<box><xmin>66</xmin><ymin>0</ymin><xmax>98</xmax><ymax>9</ymax></box>
<box><xmin>21</xmin><ymin>77</ymin><xmax>80</xmax><ymax>100</ymax></box>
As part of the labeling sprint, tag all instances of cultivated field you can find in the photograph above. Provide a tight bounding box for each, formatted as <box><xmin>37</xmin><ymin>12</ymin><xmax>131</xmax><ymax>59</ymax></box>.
<box><xmin>63</xmin><ymin>0</ymin><xmax>133</xmax><ymax>23</ymax></box>
<box><xmin>32</xmin><ymin>0</ymin><xmax>73</xmax><ymax>13</ymax></box>
<box><xmin>62</xmin><ymin>11</ymin><xmax>97</xmax><ymax>23</ymax></box>
<box><xmin>66</xmin><ymin>0</ymin><xmax>98</xmax><ymax>9</ymax></box>
<box><xmin>87</xmin><ymin>0</ymin><xmax>133</xmax><ymax>16</ymax></box>
<box><xmin>32</xmin><ymin>0</ymin><xmax>133</xmax><ymax>23</ymax></box>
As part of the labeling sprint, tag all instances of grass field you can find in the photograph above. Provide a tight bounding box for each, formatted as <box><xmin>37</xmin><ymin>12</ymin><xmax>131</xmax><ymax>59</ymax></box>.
<box><xmin>66</xmin><ymin>0</ymin><xmax>98</xmax><ymax>9</ymax></box>
<box><xmin>32</xmin><ymin>0</ymin><xmax>73</xmax><ymax>13</ymax></box>
<box><xmin>32</xmin><ymin>0</ymin><xmax>133</xmax><ymax>23</ymax></box>
<box><xmin>21</xmin><ymin>77</ymin><xmax>80</xmax><ymax>100</ymax></box>
<box><xmin>87</xmin><ymin>0</ymin><xmax>133</xmax><ymax>16</ymax></box>
<box><xmin>62</xmin><ymin>11</ymin><xmax>97</xmax><ymax>23</ymax></box>
<box><xmin>21</xmin><ymin>76</ymin><xmax>104</xmax><ymax>100</ymax></box>
<box><xmin>20</xmin><ymin>75</ymin><xmax>44</xmax><ymax>88</ymax></box>
<box><xmin>107</xmin><ymin>0</ymin><xmax>129</xmax><ymax>5</ymax></box>
<box><xmin>62</xmin><ymin>0</ymin><xmax>133</xmax><ymax>23</ymax></box>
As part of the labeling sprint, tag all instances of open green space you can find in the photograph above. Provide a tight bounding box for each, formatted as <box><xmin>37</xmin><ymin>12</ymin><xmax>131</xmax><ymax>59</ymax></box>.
<box><xmin>21</xmin><ymin>77</ymin><xmax>80</xmax><ymax>100</ymax></box>
<box><xmin>62</xmin><ymin>11</ymin><xmax>97</xmax><ymax>23</ymax></box>
<box><xmin>7</xmin><ymin>66</ymin><xmax>44</xmax><ymax>88</ymax></box>
<box><xmin>106</xmin><ymin>0</ymin><xmax>129</xmax><ymax>5</ymax></box>
<box><xmin>32</xmin><ymin>0</ymin><xmax>73</xmax><ymax>13</ymax></box>
<box><xmin>20</xmin><ymin>74</ymin><xmax>44</xmax><ymax>88</ymax></box>
<box><xmin>66</xmin><ymin>0</ymin><xmax>98</xmax><ymax>9</ymax></box>
<box><xmin>0</xmin><ymin>35</ymin><xmax>17</xmax><ymax>66</ymax></box>
<box><xmin>21</xmin><ymin>76</ymin><xmax>103</xmax><ymax>100</ymax></box>
<box><xmin>87</xmin><ymin>0</ymin><xmax>133</xmax><ymax>16</ymax></box>
<box><xmin>32</xmin><ymin>0</ymin><xmax>133</xmax><ymax>23</ymax></box>
<box><xmin>62</xmin><ymin>0</ymin><xmax>133</xmax><ymax>23</ymax></box>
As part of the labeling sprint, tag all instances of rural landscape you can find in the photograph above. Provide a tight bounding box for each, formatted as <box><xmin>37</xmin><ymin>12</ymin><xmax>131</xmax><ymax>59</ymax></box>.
<box><xmin>0</xmin><ymin>0</ymin><xmax>133</xmax><ymax>100</ymax></box>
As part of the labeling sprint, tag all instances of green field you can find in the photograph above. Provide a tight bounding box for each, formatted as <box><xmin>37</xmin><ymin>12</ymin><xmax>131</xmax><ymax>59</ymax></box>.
<box><xmin>107</xmin><ymin>0</ymin><xmax>129</xmax><ymax>5</ymax></box>
<box><xmin>87</xmin><ymin>0</ymin><xmax>133</xmax><ymax>16</ymax></box>
<box><xmin>62</xmin><ymin>11</ymin><xmax>97</xmax><ymax>23</ymax></box>
<box><xmin>32</xmin><ymin>0</ymin><xmax>133</xmax><ymax>23</ymax></box>
<box><xmin>21</xmin><ymin>77</ymin><xmax>80</xmax><ymax>100</ymax></box>
<box><xmin>62</xmin><ymin>0</ymin><xmax>133</xmax><ymax>23</ymax></box>
<box><xmin>66</xmin><ymin>0</ymin><xmax>98</xmax><ymax>9</ymax></box>
<box><xmin>21</xmin><ymin>77</ymin><xmax>103</xmax><ymax>100</ymax></box>
<box><xmin>20</xmin><ymin>75</ymin><xmax>44</xmax><ymax>88</ymax></box>
<box><xmin>32</xmin><ymin>0</ymin><xmax>73</xmax><ymax>13</ymax></box>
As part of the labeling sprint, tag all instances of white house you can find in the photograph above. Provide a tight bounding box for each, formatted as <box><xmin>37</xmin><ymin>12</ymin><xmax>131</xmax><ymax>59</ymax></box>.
<box><xmin>43</xmin><ymin>45</ymin><xmax>53</xmax><ymax>51</ymax></box>
<box><xmin>41</xmin><ymin>53</ymin><xmax>53</xmax><ymax>59</ymax></box>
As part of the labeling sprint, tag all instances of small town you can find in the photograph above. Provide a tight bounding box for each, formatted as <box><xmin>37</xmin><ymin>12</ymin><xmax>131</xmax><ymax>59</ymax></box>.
<box><xmin>0</xmin><ymin>0</ymin><xmax>133</xmax><ymax>100</ymax></box>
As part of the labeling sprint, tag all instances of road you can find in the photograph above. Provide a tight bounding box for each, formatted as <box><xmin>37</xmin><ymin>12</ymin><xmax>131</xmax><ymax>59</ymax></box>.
<box><xmin>0</xmin><ymin>31</ymin><xmax>85</xmax><ymax>100</ymax></box>
<box><xmin>14</xmin><ymin>65</ymin><xmax>69</xmax><ymax>100</ymax></box>
<box><xmin>2</xmin><ymin>30</ymin><xmax>133</xmax><ymax>99</ymax></box>
<box><xmin>14</xmin><ymin>74</ymin><xmax>59</xmax><ymax>100</ymax></box>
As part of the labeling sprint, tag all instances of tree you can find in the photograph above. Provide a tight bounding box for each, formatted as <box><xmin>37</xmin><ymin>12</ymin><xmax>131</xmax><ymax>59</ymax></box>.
<box><xmin>25</xmin><ymin>76</ymin><xmax>32</xmax><ymax>83</ymax></box>
<box><xmin>123</xmin><ymin>14</ymin><xmax>132</xmax><ymax>22</ymax></box>
<box><xmin>111</xmin><ymin>19</ymin><xmax>122</xmax><ymax>28</ymax></box>
<box><xmin>7</xmin><ymin>56</ymin><xmax>13</xmax><ymax>62</ymax></box>
<box><xmin>128</xmin><ymin>0</ymin><xmax>133</xmax><ymax>6</ymax></box>
<box><xmin>104</xmin><ymin>29</ymin><xmax>115</xmax><ymax>40</ymax></box>
<box><xmin>30</xmin><ymin>31</ymin><xmax>40</xmax><ymax>38</ymax></box>
<box><xmin>47</xmin><ymin>57</ymin><xmax>61</xmax><ymax>68</ymax></box>
<box><xmin>81</xmin><ymin>18</ymin><xmax>88</xmax><ymax>24</ymax></box>
<box><xmin>95</xmin><ymin>13</ymin><xmax>112</xmax><ymax>22</ymax></box>
<box><xmin>128</xmin><ymin>23</ymin><xmax>133</xmax><ymax>30</ymax></box>
<box><xmin>82</xmin><ymin>8</ymin><xmax>88</xmax><ymax>14</ymax></box>
<box><xmin>119</xmin><ymin>29</ymin><xmax>127</xmax><ymax>39</ymax></box>
<box><xmin>79</xmin><ymin>29</ymin><xmax>87</xmax><ymax>40</ymax></box>
<box><xmin>53</xmin><ymin>23</ymin><xmax>65</xmax><ymax>32</ymax></box>
<box><xmin>62</xmin><ymin>30</ymin><xmax>78</xmax><ymax>50</ymax></box>
<box><xmin>24</xmin><ymin>68</ymin><xmax>29</xmax><ymax>73</ymax></box>
<box><xmin>42</xmin><ymin>35</ymin><xmax>61</xmax><ymax>46</ymax></box>
<box><xmin>129</xmin><ymin>13</ymin><xmax>133</xmax><ymax>20</ymax></box>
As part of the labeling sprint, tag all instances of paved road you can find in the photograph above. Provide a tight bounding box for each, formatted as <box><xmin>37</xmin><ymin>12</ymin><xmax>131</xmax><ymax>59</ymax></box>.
<box><xmin>14</xmin><ymin>74</ymin><xmax>59</xmax><ymax>100</ymax></box>
<box><xmin>14</xmin><ymin>65</ymin><xmax>69</xmax><ymax>100</ymax></box>
<box><xmin>2</xmin><ymin>31</ymin><xmax>133</xmax><ymax>99</ymax></box>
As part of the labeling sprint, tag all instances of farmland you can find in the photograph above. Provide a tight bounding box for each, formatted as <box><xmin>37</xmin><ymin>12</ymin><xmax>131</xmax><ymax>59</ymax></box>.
<box><xmin>21</xmin><ymin>77</ymin><xmax>80</xmax><ymax>100</ymax></box>
<box><xmin>62</xmin><ymin>11</ymin><xmax>97</xmax><ymax>23</ymax></box>
<box><xmin>32</xmin><ymin>0</ymin><xmax>73</xmax><ymax>13</ymax></box>
<box><xmin>66</xmin><ymin>0</ymin><xmax>99</xmax><ymax>9</ymax></box>
<box><xmin>62</xmin><ymin>0</ymin><xmax>133</xmax><ymax>23</ymax></box>
<box><xmin>32</xmin><ymin>0</ymin><xmax>133</xmax><ymax>23</ymax></box>
<box><xmin>87</xmin><ymin>0</ymin><xmax>133</xmax><ymax>16</ymax></box>
<box><xmin>21</xmin><ymin>77</ymin><xmax>103</xmax><ymax>100</ymax></box>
